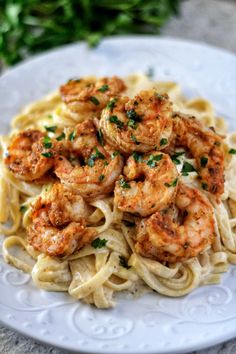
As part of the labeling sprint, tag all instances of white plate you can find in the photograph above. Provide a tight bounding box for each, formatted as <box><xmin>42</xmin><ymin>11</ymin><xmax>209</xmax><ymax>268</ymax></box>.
<box><xmin>1</xmin><ymin>36</ymin><xmax>236</xmax><ymax>354</ymax></box>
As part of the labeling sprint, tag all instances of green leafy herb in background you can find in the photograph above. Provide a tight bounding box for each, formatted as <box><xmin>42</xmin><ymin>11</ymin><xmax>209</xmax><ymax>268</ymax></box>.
<box><xmin>0</xmin><ymin>0</ymin><xmax>180</xmax><ymax>65</ymax></box>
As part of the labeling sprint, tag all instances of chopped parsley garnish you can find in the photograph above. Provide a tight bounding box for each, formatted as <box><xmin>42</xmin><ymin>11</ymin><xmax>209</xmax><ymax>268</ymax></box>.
<box><xmin>89</xmin><ymin>96</ymin><xmax>100</xmax><ymax>105</ymax></box>
<box><xmin>146</xmin><ymin>154</ymin><xmax>163</xmax><ymax>168</ymax></box>
<box><xmin>47</xmin><ymin>114</ymin><xmax>53</xmax><ymax>119</ymax></box>
<box><xmin>41</xmin><ymin>152</ymin><xmax>53</xmax><ymax>158</ymax></box>
<box><xmin>69</xmin><ymin>130</ymin><xmax>76</xmax><ymax>141</ymax></box>
<box><xmin>88</xmin><ymin>147</ymin><xmax>105</xmax><ymax>167</ymax></box>
<box><xmin>200</xmin><ymin>156</ymin><xmax>208</xmax><ymax>167</ymax></box>
<box><xmin>98</xmin><ymin>84</ymin><xmax>109</xmax><ymax>92</ymax></box>
<box><xmin>171</xmin><ymin>151</ymin><xmax>185</xmax><ymax>165</ymax></box>
<box><xmin>119</xmin><ymin>256</ymin><xmax>131</xmax><ymax>269</ymax></box>
<box><xmin>155</xmin><ymin>93</ymin><xmax>165</xmax><ymax>101</ymax></box>
<box><xmin>19</xmin><ymin>205</ymin><xmax>27</xmax><ymax>213</ymax></box>
<box><xmin>109</xmin><ymin>115</ymin><xmax>124</xmax><ymax>129</ymax></box>
<box><xmin>43</xmin><ymin>136</ymin><xmax>52</xmax><ymax>149</ymax></box>
<box><xmin>99</xmin><ymin>174</ymin><xmax>105</xmax><ymax>181</ymax></box>
<box><xmin>107</xmin><ymin>98</ymin><xmax>117</xmax><ymax>110</ymax></box>
<box><xmin>126</xmin><ymin>109</ymin><xmax>140</xmax><ymax>121</ymax></box>
<box><xmin>119</xmin><ymin>177</ymin><xmax>131</xmax><ymax>189</ymax></box>
<box><xmin>131</xmin><ymin>134</ymin><xmax>140</xmax><ymax>144</ymax></box>
<box><xmin>128</xmin><ymin>119</ymin><xmax>137</xmax><ymax>129</ymax></box>
<box><xmin>104</xmin><ymin>161</ymin><xmax>109</xmax><ymax>166</ymax></box>
<box><xmin>181</xmin><ymin>162</ymin><xmax>196</xmax><ymax>176</ymax></box>
<box><xmin>160</xmin><ymin>138</ymin><xmax>168</xmax><ymax>146</ymax></box>
<box><xmin>44</xmin><ymin>125</ymin><xmax>57</xmax><ymax>133</ymax></box>
<box><xmin>165</xmin><ymin>178</ymin><xmax>178</xmax><ymax>188</ymax></box>
<box><xmin>132</xmin><ymin>152</ymin><xmax>143</xmax><ymax>163</ymax></box>
<box><xmin>202</xmin><ymin>182</ymin><xmax>208</xmax><ymax>191</ymax></box>
<box><xmin>56</xmin><ymin>132</ymin><xmax>66</xmax><ymax>141</ymax></box>
<box><xmin>229</xmin><ymin>148</ymin><xmax>236</xmax><ymax>154</ymax></box>
<box><xmin>112</xmin><ymin>151</ymin><xmax>120</xmax><ymax>158</ymax></box>
<box><xmin>91</xmin><ymin>238</ymin><xmax>107</xmax><ymax>249</ymax></box>
<box><xmin>97</xmin><ymin>129</ymin><xmax>104</xmax><ymax>146</ymax></box>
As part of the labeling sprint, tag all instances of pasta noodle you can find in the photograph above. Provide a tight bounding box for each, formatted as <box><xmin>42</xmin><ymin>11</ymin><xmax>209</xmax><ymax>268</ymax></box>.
<box><xmin>1</xmin><ymin>73</ymin><xmax>236</xmax><ymax>308</ymax></box>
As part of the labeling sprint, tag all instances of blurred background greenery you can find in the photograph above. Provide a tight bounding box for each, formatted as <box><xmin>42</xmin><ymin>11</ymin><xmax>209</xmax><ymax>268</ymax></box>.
<box><xmin>0</xmin><ymin>0</ymin><xmax>180</xmax><ymax>66</ymax></box>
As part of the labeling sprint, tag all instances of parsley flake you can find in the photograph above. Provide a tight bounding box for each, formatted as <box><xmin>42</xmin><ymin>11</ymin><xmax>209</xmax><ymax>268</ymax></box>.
<box><xmin>69</xmin><ymin>131</ymin><xmax>76</xmax><ymax>141</ymax></box>
<box><xmin>91</xmin><ymin>238</ymin><xmax>107</xmax><ymax>249</ymax></box>
<box><xmin>99</xmin><ymin>174</ymin><xmax>105</xmax><ymax>181</ymax></box>
<box><xmin>119</xmin><ymin>256</ymin><xmax>131</xmax><ymax>269</ymax></box>
<box><xmin>56</xmin><ymin>132</ymin><xmax>66</xmax><ymax>141</ymax></box>
<box><xmin>88</xmin><ymin>147</ymin><xmax>105</xmax><ymax>167</ymax></box>
<box><xmin>146</xmin><ymin>154</ymin><xmax>163</xmax><ymax>168</ymax></box>
<box><xmin>112</xmin><ymin>151</ymin><xmax>120</xmax><ymax>158</ymax></box>
<box><xmin>165</xmin><ymin>178</ymin><xmax>178</xmax><ymax>188</ymax></box>
<box><xmin>160</xmin><ymin>138</ymin><xmax>168</xmax><ymax>146</ymax></box>
<box><xmin>132</xmin><ymin>152</ymin><xmax>143</xmax><ymax>162</ymax></box>
<box><xmin>96</xmin><ymin>129</ymin><xmax>104</xmax><ymax>146</ymax></box>
<box><xmin>89</xmin><ymin>96</ymin><xmax>100</xmax><ymax>105</ymax></box>
<box><xmin>43</xmin><ymin>136</ymin><xmax>52</xmax><ymax>149</ymax></box>
<box><xmin>19</xmin><ymin>205</ymin><xmax>27</xmax><ymax>213</ymax></box>
<box><xmin>171</xmin><ymin>151</ymin><xmax>185</xmax><ymax>165</ymax></box>
<box><xmin>41</xmin><ymin>152</ymin><xmax>53</xmax><ymax>158</ymax></box>
<box><xmin>200</xmin><ymin>156</ymin><xmax>208</xmax><ymax>167</ymax></box>
<box><xmin>98</xmin><ymin>84</ymin><xmax>109</xmax><ymax>92</ymax></box>
<box><xmin>128</xmin><ymin>119</ymin><xmax>137</xmax><ymax>129</ymax></box>
<box><xmin>107</xmin><ymin>98</ymin><xmax>117</xmax><ymax>110</ymax></box>
<box><xmin>109</xmin><ymin>115</ymin><xmax>124</xmax><ymax>129</ymax></box>
<box><xmin>181</xmin><ymin>162</ymin><xmax>196</xmax><ymax>176</ymax></box>
<box><xmin>44</xmin><ymin>125</ymin><xmax>57</xmax><ymax>133</ymax></box>
<box><xmin>119</xmin><ymin>177</ymin><xmax>131</xmax><ymax>189</ymax></box>
<box><xmin>229</xmin><ymin>148</ymin><xmax>236</xmax><ymax>154</ymax></box>
<box><xmin>131</xmin><ymin>134</ymin><xmax>140</xmax><ymax>144</ymax></box>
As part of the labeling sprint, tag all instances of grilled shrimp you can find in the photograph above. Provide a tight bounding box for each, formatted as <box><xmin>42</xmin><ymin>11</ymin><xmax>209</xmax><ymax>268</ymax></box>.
<box><xmin>27</xmin><ymin>183</ymin><xmax>96</xmax><ymax>257</ymax></box>
<box><xmin>171</xmin><ymin>113</ymin><xmax>225</xmax><ymax>199</ymax></box>
<box><xmin>114</xmin><ymin>152</ymin><xmax>178</xmax><ymax>217</ymax></box>
<box><xmin>5</xmin><ymin>130</ymin><xmax>58</xmax><ymax>182</ymax></box>
<box><xmin>60</xmin><ymin>76</ymin><xmax>126</xmax><ymax>118</ymax></box>
<box><xmin>55</xmin><ymin>120</ymin><xmax>124</xmax><ymax>200</ymax></box>
<box><xmin>100</xmin><ymin>90</ymin><xmax>173</xmax><ymax>154</ymax></box>
<box><xmin>135</xmin><ymin>182</ymin><xmax>215</xmax><ymax>263</ymax></box>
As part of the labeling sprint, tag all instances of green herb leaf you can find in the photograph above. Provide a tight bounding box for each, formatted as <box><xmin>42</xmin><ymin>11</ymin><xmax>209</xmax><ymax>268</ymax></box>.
<box><xmin>127</xmin><ymin>119</ymin><xmax>137</xmax><ymax>129</ymax></box>
<box><xmin>99</xmin><ymin>174</ymin><xmax>105</xmax><ymax>181</ymax></box>
<box><xmin>146</xmin><ymin>154</ymin><xmax>163</xmax><ymax>168</ymax></box>
<box><xmin>165</xmin><ymin>178</ymin><xmax>178</xmax><ymax>188</ymax></box>
<box><xmin>96</xmin><ymin>129</ymin><xmax>104</xmax><ymax>146</ymax></box>
<box><xmin>126</xmin><ymin>109</ymin><xmax>141</xmax><ymax>121</ymax></box>
<box><xmin>112</xmin><ymin>151</ymin><xmax>120</xmax><ymax>158</ymax></box>
<box><xmin>119</xmin><ymin>177</ymin><xmax>131</xmax><ymax>189</ymax></box>
<box><xmin>88</xmin><ymin>147</ymin><xmax>105</xmax><ymax>167</ymax></box>
<box><xmin>131</xmin><ymin>134</ymin><xmax>140</xmax><ymax>144</ymax></box>
<box><xmin>109</xmin><ymin>115</ymin><xmax>124</xmax><ymax>129</ymax></box>
<box><xmin>202</xmin><ymin>182</ymin><xmax>208</xmax><ymax>191</ymax></box>
<box><xmin>89</xmin><ymin>96</ymin><xmax>100</xmax><ymax>105</ymax></box>
<box><xmin>181</xmin><ymin>162</ymin><xmax>196</xmax><ymax>176</ymax></box>
<box><xmin>43</xmin><ymin>136</ymin><xmax>52</xmax><ymax>149</ymax></box>
<box><xmin>19</xmin><ymin>205</ymin><xmax>27</xmax><ymax>213</ymax></box>
<box><xmin>200</xmin><ymin>156</ymin><xmax>208</xmax><ymax>167</ymax></box>
<box><xmin>132</xmin><ymin>152</ymin><xmax>143</xmax><ymax>162</ymax></box>
<box><xmin>160</xmin><ymin>138</ymin><xmax>168</xmax><ymax>146</ymax></box>
<box><xmin>229</xmin><ymin>148</ymin><xmax>236</xmax><ymax>154</ymax></box>
<box><xmin>69</xmin><ymin>131</ymin><xmax>76</xmax><ymax>141</ymax></box>
<box><xmin>119</xmin><ymin>256</ymin><xmax>131</xmax><ymax>269</ymax></box>
<box><xmin>56</xmin><ymin>132</ymin><xmax>66</xmax><ymax>141</ymax></box>
<box><xmin>41</xmin><ymin>152</ymin><xmax>53</xmax><ymax>158</ymax></box>
<box><xmin>91</xmin><ymin>238</ymin><xmax>107</xmax><ymax>249</ymax></box>
<box><xmin>107</xmin><ymin>98</ymin><xmax>117</xmax><ymax>110</ymax></box>
<box><xmin>98</xmin><ymin>84</ymin><xmax>109</xmax><ymax>92</ymax></box>
<box><xmin>44</xmin><ymin>125</ymin><xmax>57</xmax><ymax>133</ymax></box>
<box><xmin>171</xmin><ymin>151</ymin><xmax>185</xmax><ymax>165</ymax></box>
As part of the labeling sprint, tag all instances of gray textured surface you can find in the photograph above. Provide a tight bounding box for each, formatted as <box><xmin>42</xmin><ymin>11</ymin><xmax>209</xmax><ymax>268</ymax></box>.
<box><xmin>1</xmin><ymin>0</ymin><xmax>236</xmax><ymax>353</ymax></box>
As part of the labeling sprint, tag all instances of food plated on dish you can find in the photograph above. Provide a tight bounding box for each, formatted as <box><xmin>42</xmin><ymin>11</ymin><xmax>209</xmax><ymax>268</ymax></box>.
<box><xmin>1</xmin><ymin>73</ymin><xmax>236</xmax><ymax>309</ymax></box>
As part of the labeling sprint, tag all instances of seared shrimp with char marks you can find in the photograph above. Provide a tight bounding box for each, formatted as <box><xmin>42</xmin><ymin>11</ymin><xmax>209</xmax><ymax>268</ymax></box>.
<box><xmin>171</xmin><ymin>113</ymin><xmax>225</xmax><ymax>200</ymax></box>
<box><xmin>60</xmin><ymin>76</ymin><xmax>126</xmax><ymax>118</ymax></box>
<box><xmin>114</xmin><ymin>152</ymin><xmax>178</xmax><ymax>217</ymax></box>
<box><xmin>28</xmin><ymin>183</ymin><xmax>96</xmax><ymax>257</ymax></box>
<box><xmin>5</xmin><ymin>130</ymin><xmax>59</xmax><ymax>182</ymax></box>
<box><xmin>55</xmin><ymin>120</ymin><xmax>124</xmax><ymax>200</ymax></box>
<box><xmin>100</xmin><ymin>90</ymin><xmax>173</xmax><ymax>154</ymax></box>
<box><xmin>135</xmin><ymin>182</ymin><xmax>215</xmax><ymax>263</ymax></box>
